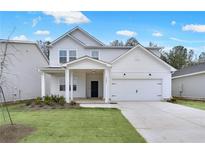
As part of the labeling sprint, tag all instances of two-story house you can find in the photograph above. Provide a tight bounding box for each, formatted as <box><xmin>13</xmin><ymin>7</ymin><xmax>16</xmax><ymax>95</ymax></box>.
<box><xmin>40</xmin><ymin>27</ymin><xmax>176</xmax><ymax>103</ymax></box>
<box><xmin>0</xmin><ymin>40</ymin><xmax>49</xmax><ymax>102</ymax></box>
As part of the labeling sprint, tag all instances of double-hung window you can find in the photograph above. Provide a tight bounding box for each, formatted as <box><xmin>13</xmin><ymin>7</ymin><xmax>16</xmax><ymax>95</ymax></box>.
<box><xmin>91</xmin><ymin>51</ymin><xmax>99</xmax><ymax>60</ymax></box>
<box><xmin>59</xmin><ymin>50</ymin><xmax>67</xmax><ymax>63</ymax></box>
<box><xmin>59</xmin><ymin>77</ymin><xmax>65</xmax><ymax>91</ymax></box>
<box><xmin>69</xmin><ymin>50</ymin><xmax>77</xmax><ymax>61</ymax></box>
<box><xmin>69</xmin><ymin>85</ymin><xmax>77</xmax><ymax>91</ymax></box>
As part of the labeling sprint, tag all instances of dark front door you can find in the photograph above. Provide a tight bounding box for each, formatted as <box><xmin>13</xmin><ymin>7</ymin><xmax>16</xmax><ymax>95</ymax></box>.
<box><xmin>91</xmin><ymin>81</ymin><xmax>98</xmax><ymax>97</ymax></box>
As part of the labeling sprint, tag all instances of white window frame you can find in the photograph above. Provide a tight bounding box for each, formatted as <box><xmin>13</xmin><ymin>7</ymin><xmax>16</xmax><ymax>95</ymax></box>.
<box><xmin>59</xmin><ymin>77</ymin><xmax>65</xmax><ymax>91</ymax></box>
<box><xmin>59</xmin><ymin>49</ymin><xmax>67</xmax><ymax>64</ymax></box>
<box><xmin>69</xmin><ymin>49</ymin><xmax>77</xmax><ymax>62</ymax></box>
<box><xmin>91</xmin><ymin>50</ymin><xmax>100</xmax><ymax>60</ymax></box>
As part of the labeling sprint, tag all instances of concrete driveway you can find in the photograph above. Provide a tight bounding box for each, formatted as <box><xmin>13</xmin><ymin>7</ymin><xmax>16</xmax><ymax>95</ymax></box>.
<box><xmin>117</xmin><ymin>101</ymin><xmax>205</xmax><ymax>143</ymax></box>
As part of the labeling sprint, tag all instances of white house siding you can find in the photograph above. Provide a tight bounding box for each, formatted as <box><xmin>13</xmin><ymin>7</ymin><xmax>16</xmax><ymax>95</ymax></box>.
<box><xmin>49</xmin><ymin>70</ymin><xmax>103</xmax><ymax>98</ymax></box>
<box><xmin>0</xmin><ymin>42</ymin><xmax>49</xmax><ymax>102</ymax></box>
<box><xmin>50</xmin><ymin>71</ymin><xmax>87</xmax><ymax>98</ymax></box>
<box><xmin>111</xmin><ymin>46</ymin><xmax>172</xmax><ymax>100</ymax></box>
<box><xmin>70</xmin><ymin>29</ymin><xmax>102</xmax><ymax>46</ymax></box>
<box><xmin>49</xmin><ymin>37</ymin><xmax>129</xmax><ymax>67</ymax></box>
<box><xmin>172</xmin><ymin>73</ymin><xmax>205</xmax><ymax>99</ymax></box>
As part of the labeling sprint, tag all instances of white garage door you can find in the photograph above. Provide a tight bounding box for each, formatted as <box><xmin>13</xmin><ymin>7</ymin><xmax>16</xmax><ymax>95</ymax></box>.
<box><xmin>111</xmin><ymin>79</ymin><xmax>162</xmax><ymax>101</ymax></box>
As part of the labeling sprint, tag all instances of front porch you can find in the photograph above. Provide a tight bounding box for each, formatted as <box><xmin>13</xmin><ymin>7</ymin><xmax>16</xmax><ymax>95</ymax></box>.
<box><xmin>40</xmin><ymin>56</ymin><xmax>111</xmax><ymax>103</ymax></box>
<box><xmin>74</xmin><ymin>98</ymin><xmax>105</xmax><ymax>104</ymax></box>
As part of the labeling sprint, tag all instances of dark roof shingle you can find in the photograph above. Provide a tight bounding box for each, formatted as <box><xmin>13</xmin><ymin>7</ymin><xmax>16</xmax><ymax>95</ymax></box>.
<box><xmin>172</xmin><ymin>63</ymin><xmax>205</xmax><ymax>77</ymax></box>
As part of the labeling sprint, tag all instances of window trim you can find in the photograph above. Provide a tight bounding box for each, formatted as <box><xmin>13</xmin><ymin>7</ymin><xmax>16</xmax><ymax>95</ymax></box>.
<box><xmin>91</xmin><ymin>50</ymin><xmax>100</xmax><ymax>60</ymax></box>
<box><xmin>69</xmin><ymin>85</ymin><xmax>77</xmax><ymax>91</ymax></box>
<box><xmin>59</xmin><ymin>77</ymin><xmax>65</xmax><ymax>91</ymax></box>
<box><xmin>69</xmin><ymin>49</ymin><xmax>77</xmax><ymax>62</ymax></box>
<box><xmin>59</xmin><ymin>49</ymin><xmax>67</xmax><ymax>64</ymax></box>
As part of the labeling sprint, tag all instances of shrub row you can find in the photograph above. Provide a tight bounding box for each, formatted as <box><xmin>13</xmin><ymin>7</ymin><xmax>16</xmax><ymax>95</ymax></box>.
<box><xmin>35</xmin><ymin>95</ymin><xmax>66</xmax><ymax>106</ymax></box>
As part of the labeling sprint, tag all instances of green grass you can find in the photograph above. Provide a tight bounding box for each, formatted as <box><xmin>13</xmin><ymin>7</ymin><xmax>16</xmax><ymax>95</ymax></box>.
<box><xmin>173</xmin><ymin>99</ymin><xmax>205</xmax><ymax>111</ymax></box>
<box><xmin>0</xmin><ymin>104</ymin><xmax>145</xmax><ymax>143</ymax></box>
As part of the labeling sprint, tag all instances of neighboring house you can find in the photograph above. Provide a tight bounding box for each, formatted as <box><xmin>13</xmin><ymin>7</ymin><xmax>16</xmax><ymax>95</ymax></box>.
<box><xmin>0</xmin><ymin>40</ymin><xmax>49</xmax><ymax>102</ymax></box>
<box><xmin>172</xmin><ymin>63</ymin><xmax>205</xmax><ymax>100</ymax></box>
<box><xmin>40</xmin><ymin>26</ymin><xmax>176</xmax><ymax>103</ymax></box>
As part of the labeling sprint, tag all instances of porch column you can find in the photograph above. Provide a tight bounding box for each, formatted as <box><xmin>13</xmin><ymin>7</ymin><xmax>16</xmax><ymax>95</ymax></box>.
<box><xmin>103</xmin><ymin>70</ymin><xmax>106</xmax><ymax>100</ymax></box>
<box><xmin>41</xmin><ymin>72</ymin><xmax>46</xmax><ymax>98</ymax></box>
<box><xmin>105</xmin><ymin>68</ymin><xmax>110</xmax><ymax>103</ymax></box>
<box><xmin>65</xmin><ymin>69</ymin><xmax>70</xmax><ymax>103</ymax></box>
<box><xmin>70</xmin><ymin>70</ymin><xmax>74</xmax><ymax>101</ymax></box>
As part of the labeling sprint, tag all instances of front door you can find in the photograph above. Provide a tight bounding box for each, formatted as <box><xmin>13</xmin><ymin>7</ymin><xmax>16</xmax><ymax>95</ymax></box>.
<box><xmin>91</xmin><ymin>81</ymin><xmax>98</xmax><ymax>97</ymax></box>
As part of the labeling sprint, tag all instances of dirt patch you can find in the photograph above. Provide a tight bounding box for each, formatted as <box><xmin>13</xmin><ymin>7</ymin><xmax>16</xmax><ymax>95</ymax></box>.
<box><xmin>0</xmin><ymin>124</ymin><xmax>35</xmax><ymax>143</ymax></box>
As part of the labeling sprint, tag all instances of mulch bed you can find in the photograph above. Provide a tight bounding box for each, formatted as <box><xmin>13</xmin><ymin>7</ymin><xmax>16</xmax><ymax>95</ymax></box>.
<box><xmin>25</xmin><ymin>102</ymin><xmax>80</xmax><ymax>111</ymax></box>
<box><xmin>0</xmin><ymin>124</ymin><xmax>35</xmax><ymax>143</ymax></box>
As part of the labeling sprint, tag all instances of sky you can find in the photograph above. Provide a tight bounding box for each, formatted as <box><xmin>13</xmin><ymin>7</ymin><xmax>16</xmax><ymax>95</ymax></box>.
<box><xmin>1</xmin><ymin>11</ymin><xmax>205</xmax><ymax>56</ymax></box>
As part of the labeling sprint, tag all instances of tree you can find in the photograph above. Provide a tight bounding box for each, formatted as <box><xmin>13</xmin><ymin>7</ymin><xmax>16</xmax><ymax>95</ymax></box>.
<box><xmin>37</xmin><ymin>40</ymin><xmax>50</xmax><ymax>59</ymax></box>
<box><xmin>198</xmin><ymin>52</ymin><xmax>205</xmax><ymax>63</ymax></box>
<box><xmin>110</xmin><ymin>40</ymin><xmax>124</xmax><ymax>46</ymax></box>
<box><xmin>149</xmin><ymin>42</ymin><xmax>158</xmax><ymax>47</ymax></box>
<box><xmin>0</xmin><ymin>29</ymin><xmax>15</xmax><ymax>125</ymax></box>
<box><xmin>125</xmin><ymin>37</ymin><xmax>139</xmax><ymax>46</ymax></box>
<box><xmin>161</xmin><ymin>46</ymin><xmax>195</xmax><ymax>69</ymax></box>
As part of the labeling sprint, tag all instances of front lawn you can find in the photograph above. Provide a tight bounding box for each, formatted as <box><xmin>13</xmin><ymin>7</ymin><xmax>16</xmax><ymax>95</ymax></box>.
<box><xmin>0</xmin><ymin>104</ymin><xmax>145</xmax><ymax>143</ymax></box>
<box><xmin>172</xmin><ymin>98</ymin><xmax>205</xmax><ymax>111</ymax></box>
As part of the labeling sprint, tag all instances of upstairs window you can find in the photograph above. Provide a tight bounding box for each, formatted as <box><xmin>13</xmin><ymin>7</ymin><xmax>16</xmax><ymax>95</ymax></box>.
<box><xmin>59</xmin><ymin>50</ymin><xmax>67</xmax><ymax>63</ymax></box>
<box><xmin>91</xmin><ymin>51</ymin><xmax>99</xmax><ymax>60</ymax></box>
<box><xmin>69</xmin><ymin>50</ymin><xmax>77</xmax><ymax>61</ymax></box>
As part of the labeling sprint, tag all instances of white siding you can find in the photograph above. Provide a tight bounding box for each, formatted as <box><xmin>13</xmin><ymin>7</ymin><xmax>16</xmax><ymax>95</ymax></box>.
<box><xmin>70</xmin><ymin>29</ymin><xmax>102</xmax><ymax>46</ymax></box>
<box><xmin>172</xmin><ymin>74</ymin><xmax>205</xmax><ymax>99</ymax></box>
<box><xmin>49</xmin><ymin>70</ymin><xmax>103</xmax><ymax>98</ymax></box>
<box><xmin>49</xmin><ymin>37</ymin><xmax>129</xmax><ymax>67</ymax></box>
<box><xmin>0</xmin><ymin>43</ymin><xmax>49</xmax><ymax>102</ymax></box>
<box><xmin>111</xmin><ymin>46</ymin><xmax>172</xmax><ymax>100</ymax></box>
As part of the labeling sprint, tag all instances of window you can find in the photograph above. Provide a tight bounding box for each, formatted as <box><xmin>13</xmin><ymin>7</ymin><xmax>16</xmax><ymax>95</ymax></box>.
<box><xmin>69</xmin><ymin>50</ymin><xmax>76</xmax><ymax>61</ymax></box>
<box><xmin>91</xmin><ymin>51</ymin><xmax>99</xmax><ymax>60</ymax></box>
<box><xmin>59</xmin><ymin>77</ymin><xmax>65</xmax><ymax>91</ymax></box>
<box><xmin>69</xmin><ymin>85</ymin><xmax>77</xmax><ymax>91</ymax></box>
<box><xmin>59</xmin><ymin>50</ymin><xmax>67</xmax><ymax>63</ymax></box>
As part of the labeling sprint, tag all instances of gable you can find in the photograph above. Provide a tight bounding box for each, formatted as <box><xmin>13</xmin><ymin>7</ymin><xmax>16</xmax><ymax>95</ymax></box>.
<box><xmin>112</xmin><ymin>46</ymin><xmax>172</xmax><ymax>72</ymax></box>
<box><xmin>70</xmin><ymin>29</ymin><xmax>103</xmax><ymax>46</ymax></box>
<box><xmin>67</xmin><ymin>58</ymin><xmax>108</xmax><ymax>69</ymax></box>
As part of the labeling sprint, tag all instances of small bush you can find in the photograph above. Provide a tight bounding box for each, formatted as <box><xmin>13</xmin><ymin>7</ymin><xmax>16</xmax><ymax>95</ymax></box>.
<box><xmin>59</xmin><ymin>96</ymin><xmax>66</xmax><ymax>106</ymax></box>
<box><xmin>167</xmin><ymin>98</ymin><xmax>176</xmax><ymax>103</ymax></box>
<box><xmin>25</xmin><ymin>101</ymin><xmax>32</xmax><ymax>106</ymax></box>
<box><xmin>51</xmin><ymin>95</ymin><xmax>60</xmax><ymax>103</ymax></box>
<box><xmin>35</xmin><ymin>97</ymin><xmax>42</xmax><ymax>105</ymax></box>
<box><xmin>44</xmin><ymin>96</ymin><xmax>52</xmax><ymax>105</ymax></box>
<box><xmin>70</xmin><ymin>100</ymin><xmax>77</xmax><ymax>106</ymax></box>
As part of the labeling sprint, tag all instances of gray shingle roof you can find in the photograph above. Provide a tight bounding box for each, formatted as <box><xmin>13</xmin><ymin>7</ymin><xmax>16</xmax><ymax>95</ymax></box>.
<box><xmin>172</xmin><ymin>63</ymin><xmax>205</xmax><ymax>77</ymax></box>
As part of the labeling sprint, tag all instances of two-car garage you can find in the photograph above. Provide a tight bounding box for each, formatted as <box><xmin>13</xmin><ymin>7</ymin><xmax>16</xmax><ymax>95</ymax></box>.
<box><xmin>111</xmin><ymin>79</ymin><xmax>162</xmax><ymax>101</ymax></box>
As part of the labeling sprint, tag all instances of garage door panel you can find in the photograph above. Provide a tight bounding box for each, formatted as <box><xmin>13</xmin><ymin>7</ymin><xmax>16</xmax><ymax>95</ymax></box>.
<box><xmin>111</xmin><ymin>79</ymin><xmax>162</xmax><ymax>101</ymax></box>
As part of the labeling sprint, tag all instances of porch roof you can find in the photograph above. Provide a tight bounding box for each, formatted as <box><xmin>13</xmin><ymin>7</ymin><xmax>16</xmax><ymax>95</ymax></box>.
<box><xmin>39</xmin><ymin>67</ymin><xmax>65</xmax><ymax>73</ymax></box>
<box><xmin>62</xmin><ymin>56</ymin><xmax>112</xmax><ymax>68</ymax></box>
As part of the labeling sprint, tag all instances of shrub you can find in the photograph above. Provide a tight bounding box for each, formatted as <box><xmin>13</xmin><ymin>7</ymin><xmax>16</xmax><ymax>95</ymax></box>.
<box><xmin>167</xmin><ymin>98</ymin><xmax>176</xmax><ymax>103</ymax></box>
<box><xmin>25</xmin><ymin>100</ymin><xmax>32</xmax><ymax>106</ymax></box>
<box><xmin>59</xmin><ymin>96</ymin><xmax>66</xmax><ymax>106</ymax></box>
<box><xmin>44</xmin><ymin>95</ymin><xmax>52</xmax><ymax>105</ymax></box>
<box><xmin>51</xmin><ymin>95</ymin><xmax>60</xmax><ymax>103</ymax></box>
<box><xmin>70</xmin><ymin>100</ymin><xmax>77</xmax><ymax>106</ymax></box>
<box><xmin>35</xmin><ymin>97</ymin><xmax>42</xmax><ymax>105</ymax></box>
